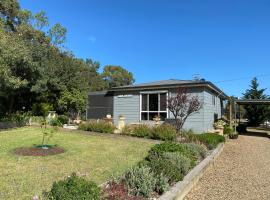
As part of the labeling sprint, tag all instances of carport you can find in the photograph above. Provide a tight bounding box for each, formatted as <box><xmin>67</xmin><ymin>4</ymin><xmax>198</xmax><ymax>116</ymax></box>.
<box><xmin>230</xmin><ymin>99</ymin><xmax>270</xmax><ymax>131</ymax></box>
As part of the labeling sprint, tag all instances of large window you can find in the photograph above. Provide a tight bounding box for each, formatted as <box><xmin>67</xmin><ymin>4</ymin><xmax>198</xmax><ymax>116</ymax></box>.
<box><xmin>141</xmin><ymin>93</ymin><xmax>167</xmax><ymax>121</ymax></box>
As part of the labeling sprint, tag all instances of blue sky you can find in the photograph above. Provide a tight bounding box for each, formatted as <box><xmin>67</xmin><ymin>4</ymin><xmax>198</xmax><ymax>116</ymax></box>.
<box><xmin>19</xmin><ymin>0</ymin><xmax>270</xmax><ymax>97</ymax></box>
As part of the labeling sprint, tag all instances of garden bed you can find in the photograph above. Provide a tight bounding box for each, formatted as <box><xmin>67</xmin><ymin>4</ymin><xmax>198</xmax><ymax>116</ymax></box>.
<box><xmin>13</xmin><ymin>146</ymin><xmax>66</xmax><ymax>156</ymax></box>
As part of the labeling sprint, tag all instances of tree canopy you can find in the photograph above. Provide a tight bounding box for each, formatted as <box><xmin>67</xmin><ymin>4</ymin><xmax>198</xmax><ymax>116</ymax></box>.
<box><xmin>242</xmin><ymin>78</ymin><xmax>270</xmax><ymax>125</ymax></box>
<box><xmin>0</xmin><ymin>0</ymin><xmax>134</xmax><ymax>118</ymax></box>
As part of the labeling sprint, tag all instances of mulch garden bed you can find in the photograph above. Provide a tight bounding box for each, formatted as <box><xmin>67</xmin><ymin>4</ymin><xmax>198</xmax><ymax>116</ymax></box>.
<box><xmin>13</xmin><ymin>146</ymin><xmax>65</xmax><ymax>156</ymax></box>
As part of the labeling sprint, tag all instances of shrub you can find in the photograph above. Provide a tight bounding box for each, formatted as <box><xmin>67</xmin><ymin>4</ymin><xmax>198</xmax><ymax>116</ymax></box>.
<box><xmin>78</xmin><ymin>120</ymin><xmax>115</xmax><ymax>133</ymax></box>
<box><xmin>31</xmin><ymin>116</ymin><xmax>44</xmax><ymax>124</ymax></box>
<box><xmin>196</xmin><ymin>133</ymin><xmax>225</xmax><ymax>150</ymax></box>
<box><xmin>121</xmin><ymin>125</ymin><xmax>133</xmax><ymax>135</ymax></box>
<box><xmin>43</xmin><ymin>173</ymin><xmax>100</xmax><ymax>200</ymax></box>
<box><xmin>49</xmin><ymin>118</ymin><xmax>62</xmax><ymax>127</ymax></box>
<box><xmin>123</xmin><ymin>166</ymin><xmax>156</xmax><ymax>198</ymax></box>
<box><xmin>184</xmin><ymin>133</ymin><xmax>225</xmax><ymax>150</ymax></box>
<box><xmin>132</xmin><ymin>124</ymin><xmax>152</xmax><ymax>138</ymax></box>
<box><xmin>58</xmin><ymin>115</ymin><xmax>69</xmax><ymax>125</ymax></box>
<box><xmin>162</xmin><ymin>152</ymin><xmax>192</xmax><ymax>175</ymax></box>
<box><xmin>146</xmin><ymin>142</ymin><xmax>197</xmax><ymax>162</ymax></box>
<box><xmin>154</xmin><ymin>174</ymin><xmax>170</xmax><ymax>194</ymax></box>
<box><xmin>223</xmin><ymin>125</ymin><xmax>234</xmax><ymax>135</ymax></box>
<box><xmin>181</xmin><ymin>143</ymin><xmax>207</xmax><ymax>161</ymax></box>
<box><xmin>151</xmin><ymin>124</ymin><xmax>177</xmax><ymax>141</ymax></box>
<box><xmin>146</xmin><ymin>158</ymin><xmax>184</xmax><ymax>184</ymax></box>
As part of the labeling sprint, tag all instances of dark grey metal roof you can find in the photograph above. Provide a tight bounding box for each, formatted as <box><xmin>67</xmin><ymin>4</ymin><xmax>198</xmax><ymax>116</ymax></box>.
<box><xmin>235</xmin><ymin>99</ymin><xmax>270</xmax><ymax>105</ymax></box>
<box><xmin>113</xmin><ymin>79</ymin><xmax>200</xmax><ymax>88</ymax></box>
<box><xmin>109</xmin><ymin>79</ymin><xmax>228</xmax><ymax>99</ymax></box>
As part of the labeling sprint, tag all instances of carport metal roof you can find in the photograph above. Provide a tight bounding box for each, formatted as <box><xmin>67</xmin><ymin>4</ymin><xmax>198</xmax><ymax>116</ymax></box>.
<box><xmin>235</xmin><ymin>99</ymin><xmax>270</xmax><ymax>105</ymax></box>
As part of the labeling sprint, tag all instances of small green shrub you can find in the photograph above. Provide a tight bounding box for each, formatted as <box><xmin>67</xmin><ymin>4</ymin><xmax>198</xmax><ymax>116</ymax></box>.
<box><xmin>121</xmin><ymin>125</ymin><xmax>133</xmax><ymax>135</ymax></box>
<box><xmin>78</xmin><ymin>120</ymin><xmax>115</xmax><ymax>133</ymax></box>
<box><xmin>132</xmin><ymin>124</ymin><xmax>152</xmax><ymax>138</ymax></box>
<box><xmin>181</xmin><ymin>143</ymin><xmax>207</xmax><ymax>161</ymax></box>
<box><xmin>31</xmin><ymin>116</ymin><xmax>44</xmax><ymax>124</ymax></box>
<box><xmin>184</xmin><ymin>133</ymin><xmax>225</xmax><ymax>150</ymax></box>
<box><xmin>154</xmin><ymin>174</ymin><xmax>170</xmax><ymax>194</ymax></box>
<box><xmin>43</xmin><ymin>173</ymin><xmax>100</xmax><ymax>200</ymax></box>
<box><xmin>151</xmin><ymin>124</ymin><xmax>177</xmax><ymax>141</ymax></box>
<box><xmin>146</xmin><ymin>158</ymin><xmax>184</xmax><ymax>184</ymax></box>
<box><xmin>49</xmin><ymin>118</ymin><xmax>62</xmax><ymax>127</ymax></box>
<box><xmin>124</xmin><ymin>166</ymin><xmax>156</xmax><ymax>198</ymax></box>
<box><xmin>58</xmin><ymin>115</ymin><xmax>69</xmax><ymax>125</ymax></box>
<box><xmin>223</xmin><ymin>125</ymin><xmax>234</xmax><ymax>135</ymax></box>
<box><xmin>147</xmin><ymin>142</ymin><xmax>197</xmax><ymax>162</ymax></box>
<box><xmin>162</xmin><ymin>152</ymin><xmax>192</xmax><ymax>175</ymax></box>
<box><xmin>196</xmin><ymin>133</ymin><xmax>225</xmax><ymax>150</ymax></box>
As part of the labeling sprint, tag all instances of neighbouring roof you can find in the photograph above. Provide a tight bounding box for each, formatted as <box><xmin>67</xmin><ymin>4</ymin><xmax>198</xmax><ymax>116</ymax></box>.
<box><xmin>109</xmin><ymin>79</ymin><xmax>228</xmax><ymax>99</ymax></box>
<box><xmin>235</xmin><ymin>99</ymin><xmax>270</xmax><ymax>105</ymax></box>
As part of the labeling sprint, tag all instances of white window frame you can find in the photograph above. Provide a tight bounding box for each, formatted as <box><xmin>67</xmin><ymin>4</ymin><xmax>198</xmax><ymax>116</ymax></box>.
<box><xmin>139</xmin><ymin>91</ymin><xmax>168</xmax><ymax>121</ymax></box>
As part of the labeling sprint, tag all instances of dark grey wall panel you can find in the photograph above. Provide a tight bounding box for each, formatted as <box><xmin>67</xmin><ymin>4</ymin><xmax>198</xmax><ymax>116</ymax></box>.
<box><xmin>87</xmin><ymin>92</ymin><xmax>113</xmax><ymax>119</ymax></box>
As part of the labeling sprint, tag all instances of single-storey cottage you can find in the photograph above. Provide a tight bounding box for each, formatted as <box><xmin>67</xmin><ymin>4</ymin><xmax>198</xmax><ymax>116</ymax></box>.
<box><xmin>87</xmin><ymin>79</ymin><xmax>228</xmax><ymax>133</ymax></box>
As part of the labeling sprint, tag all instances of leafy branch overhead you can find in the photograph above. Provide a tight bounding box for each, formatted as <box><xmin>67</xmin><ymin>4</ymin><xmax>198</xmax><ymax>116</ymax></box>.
<box><xmin>0</xmin><ymin>0</ymin><xmax>134</xmax><ymax>117</ymax></box>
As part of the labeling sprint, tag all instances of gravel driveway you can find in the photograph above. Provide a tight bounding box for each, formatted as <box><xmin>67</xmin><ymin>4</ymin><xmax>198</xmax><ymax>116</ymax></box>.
<box><xmin>185</xmin><ymin>131</ymin><xmax>270</xmax><ymax>200</ymax></box>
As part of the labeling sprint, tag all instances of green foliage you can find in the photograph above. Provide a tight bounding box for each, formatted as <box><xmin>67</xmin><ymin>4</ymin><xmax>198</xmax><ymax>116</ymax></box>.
<box><xmin>57</xmin><ymin>115</ymin><xmax>69</xmax><ymax>125</ymax></box>
<box><xmin>123</xmin><ymin>166</ymin><xmax>156</xmax><ymax>198</ymax></box>
<box><xmin>78</xmin><ymin>120</ymin><xmax>115</xmax><ymax>133</ymax></box>
<box><xmin>40</xmin><ymin>120</ymin><xmax>58</xmax><ymax>147</ymax></box>
<box><xmin>154</xmin><ymin>174</ymin><xmax>170</xmax><ymax>194</ymax></box>
<box><xmin>32</xmin><ymin>103</ymin><xmax>53</xmax><ymax>117</ymax></box>
<box><xmin>122</xmin><ymin>124</ymin><xmax>177</xmax><ymax>141</ymax></box>
<box><xmin>43</xmin><ymin>173</ymin><xmax>100</xmax><ymax>200</ymax></box>
<box><xmin>49</xmin><ymin>118</ymin><xmax>62</xmax><ymax>127</ymax></box>
<box><xmin>162</xmin><ymin>152</ymin><xmax>192</xmax><ymax>175</ymax></box>
<box><xmin>147</xmin><ymin>142</ymin><xmax>197</xmax><ymax>162</ymax></box>
<box><xmin>243</xmin><ymin>77</ymin><xmax>270</xmax><ymax>126</ymax></box>
<box><xmin>0</xmin><ymin>0</ymin><xmax>134</xmax><ymax>118</ymax></box>
<box><xmin>223</xmin><ymin>125</ymin><xmax>234</xmax><ymax>135</ymax></box>
<box><xmin>146</xmin><ymin>157</ymin><xmax>184</xmax><ymax>185</ymax></box>
<box><xmin>102</xmin><ymin>65</ymin><xmax>135</xmax><ymax>88</ymax></box>
<box><xmin>181</xmin><ymin>143</ymin><xmax>207</xmax><ymax>161</ymax></box>
<box><xmin>58</xmin><ymin>89</ymin><xmax>85</xmax><ymax>116</ymax></box>
<box><xmin>0</xmin><ymin>112</ymin><xmax>31</xmax><ymax>126</ymax></box>
<box><xmin>144</xmin><ymin>142</ymin><xmax>204</xmax><ymax>185</ymax></box>
<box><xmin>48</xmin><ymin>23</ymin><xmax>67</xmax><ymax>47</ymax></box>
<box><xmin>151</xmin><ymin>124</ymin><xmax>177</xmax><ymax>141</ymax></box>
<box><xmin>186</xmin><ymin>133</ymin><xmax>225</xmax><ymax>150</ymax></box>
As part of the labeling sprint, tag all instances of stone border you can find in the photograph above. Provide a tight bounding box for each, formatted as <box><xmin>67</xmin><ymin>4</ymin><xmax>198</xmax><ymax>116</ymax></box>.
<box><xmin>158</xmin><ymin>143</ymin><xmax>225</xmax><ymax>200</ymax></box>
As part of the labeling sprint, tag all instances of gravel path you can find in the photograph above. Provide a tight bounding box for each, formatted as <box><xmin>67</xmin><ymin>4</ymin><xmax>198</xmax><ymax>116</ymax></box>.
<box><xmin>185</xmin><ymin>132</ymin><xmax>270</xmax><ymax>200</ymax></box>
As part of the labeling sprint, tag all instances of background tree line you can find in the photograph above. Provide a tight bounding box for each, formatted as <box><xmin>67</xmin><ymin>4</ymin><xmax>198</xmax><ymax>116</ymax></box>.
<box><xmin>0</xmin><ymin>0</ymin><xmax>135</xmax><ymax>118</ymax></box>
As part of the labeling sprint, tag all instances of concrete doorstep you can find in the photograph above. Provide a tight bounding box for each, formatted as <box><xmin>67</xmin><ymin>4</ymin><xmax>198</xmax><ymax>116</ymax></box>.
<box><xmin>158</xmin><ymin>143</ymin><xmax>225</xmax><ymax>200</ymax></box>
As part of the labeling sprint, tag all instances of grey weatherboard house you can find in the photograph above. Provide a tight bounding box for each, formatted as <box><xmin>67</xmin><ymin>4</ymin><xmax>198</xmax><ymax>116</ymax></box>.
<box><xmin>87</xmin><ymin>79</ymin><xmax>228</xmax><ymax>133</ymax></box>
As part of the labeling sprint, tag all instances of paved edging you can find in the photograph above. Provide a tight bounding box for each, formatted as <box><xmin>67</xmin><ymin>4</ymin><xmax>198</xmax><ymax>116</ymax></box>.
<box><xmin>158</xmin><ymin>143</ymin><xmax>225</xmax><ymax>200</ymax></box>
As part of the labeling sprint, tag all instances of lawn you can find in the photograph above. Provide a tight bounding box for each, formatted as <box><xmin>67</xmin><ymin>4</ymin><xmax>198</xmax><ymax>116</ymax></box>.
<box><xmin>0</xmin><ymin>127</ymin><xmax>157</xmax><ymax>199</ymax></box>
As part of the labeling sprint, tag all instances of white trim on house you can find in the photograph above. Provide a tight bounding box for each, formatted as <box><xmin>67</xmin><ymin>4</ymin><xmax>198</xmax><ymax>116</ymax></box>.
<box><xmin>139</xmin><ymin>91</ymin><xmax>168</xmax><ymax>122</ymax></box>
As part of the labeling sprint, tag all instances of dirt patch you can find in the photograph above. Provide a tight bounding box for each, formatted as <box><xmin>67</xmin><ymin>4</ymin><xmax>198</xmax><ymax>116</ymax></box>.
<box><xmin>14</xmin><ymin>146</ymin><xmax>65</xmax><ymax>156</ymax></box>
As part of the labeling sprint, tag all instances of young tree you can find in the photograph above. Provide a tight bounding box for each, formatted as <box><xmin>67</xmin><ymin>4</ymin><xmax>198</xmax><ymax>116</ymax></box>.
<box><xmin>242</xmin><ymin>77</ymin><xmax>270</xmax><ymax>126</ymax></box>
<box><xmin>167</xmin><ymin>88</ymin><xmax>203</xmax><ymax>132</ymax></box>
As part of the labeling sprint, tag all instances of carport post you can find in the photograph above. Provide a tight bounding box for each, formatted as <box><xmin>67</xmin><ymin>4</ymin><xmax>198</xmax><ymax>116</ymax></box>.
<box><xmin>229</xmin><ymin>99</ymin><xmax>232</xmax><ymax>128</ymax></box>
<box><xmin>234</xmin><ymin>101</ymin><xmax>237</xmax><ymax>133</ymax></box>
